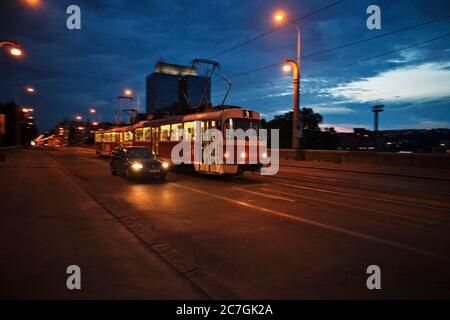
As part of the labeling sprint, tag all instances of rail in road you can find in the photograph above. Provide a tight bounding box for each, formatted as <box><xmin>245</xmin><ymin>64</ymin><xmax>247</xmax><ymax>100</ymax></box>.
<box><xmin>49</xmin><ymin>147</ymin><xmax>450</xmax><ymax>299</ymax></box>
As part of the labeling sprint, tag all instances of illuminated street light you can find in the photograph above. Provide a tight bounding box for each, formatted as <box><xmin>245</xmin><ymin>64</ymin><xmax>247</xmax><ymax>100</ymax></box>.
<box><xmin>274</xmin><ymin>10</ymin><xmax>302</xmax><ymax>154</ymax></box>
<box><xmin>24</xmin><ymin>0</ymin><xmax>40</xmax><ymax>8</ymax></box>
<box><xmin>75</xmin><ymin>115</ymin><xmax>82</xmax><ymax>121</ymax></box>
<box><xmin>10</xmin><ymin>48</ymin><xmax>22</xmax><ymax>56</ymax></box>
<box><xmin>272</xmin><ymin>10</ymin><xmax>301</xmax><ymax>67</ymax></box>
<box><xmin>282</xmin><ymin>64</ymin><xmax>292</xmax><ymax>72</ymax></box>
<box><xmin>0</xmin><ymin>40</ymin><xmax>23</xmax><ymax>58</ymax></box>
<box><xmin>26</xmin><ymin>87</ymin><xmax>35</xmax><ymax>94</ymax></box>
<box><xmin>273</xmin><ymin>11</ymin><xmax>286</xmax><ymax>23</ymax></box>
<box><xmin>92</xmin><ymin>121</ymin><xmax>99</xmax><ymax>126</ymax></box>
<box><xmin>124</xmin><ymin>88</ymin><xmax>133</xmax><ymax>96</ymax></box>
<box><xmin>89</xmin><ymin>108</ymin><xmax>96</xmax><ymax>114</ymax></box>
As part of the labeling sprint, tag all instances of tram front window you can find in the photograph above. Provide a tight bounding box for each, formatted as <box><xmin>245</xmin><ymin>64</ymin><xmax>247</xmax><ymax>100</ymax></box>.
<box><xmin>224</xmin><ymin>118</ymin><xmax>259</xmax><ymax>132</ymax></box>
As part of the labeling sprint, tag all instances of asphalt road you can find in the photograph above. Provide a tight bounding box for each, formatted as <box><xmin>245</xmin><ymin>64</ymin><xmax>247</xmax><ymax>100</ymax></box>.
<box><xmin>3</xmin><ymin>147</ymin><xmax>450</xmax><ymax>299</ymax></box>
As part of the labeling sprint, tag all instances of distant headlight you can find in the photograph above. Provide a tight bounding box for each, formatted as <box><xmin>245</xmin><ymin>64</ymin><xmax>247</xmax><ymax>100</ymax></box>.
<box><xmin>131</xmin><ymin>162</ymin><xmax>143</xmax><ymax>171</ymax></box>
<box><xmin>262</xmin><ymin>152</ymin><xmax>267</xmax><ymax>159</ymax></box>
<box><xmin>162</xmin><ymin>162</ymin><xmax>169</xmax><ymax>169</ymax></box>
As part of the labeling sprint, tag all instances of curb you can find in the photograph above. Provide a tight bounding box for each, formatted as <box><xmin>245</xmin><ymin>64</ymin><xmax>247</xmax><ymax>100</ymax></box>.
<box><xmin>279</xmin><ymin>163</ymin><xmax>450</xmax><ymax>182</ymax></box>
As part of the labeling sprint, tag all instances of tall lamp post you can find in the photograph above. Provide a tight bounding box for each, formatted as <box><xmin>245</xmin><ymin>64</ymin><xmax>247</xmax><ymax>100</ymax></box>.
<box><xmin>283</xmin><ymin>60</ymin><xmax>300</xmax><ymax>149</ymax></box>
<box><xmin>0</xmin><ymin>40</ymin><xmax>23</xmax><ymax>57</ymax></box>
<box><xmin>273</xmin><ymin>11</ymin><xmax>302</xmax><ymax>153</ymax></box>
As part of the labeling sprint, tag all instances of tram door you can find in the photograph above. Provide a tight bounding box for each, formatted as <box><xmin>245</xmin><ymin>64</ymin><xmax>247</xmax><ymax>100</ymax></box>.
<box><xmin>201</xmin><ymin>120</ymin><xmax>219</xmax><ymax>174</ymax></box>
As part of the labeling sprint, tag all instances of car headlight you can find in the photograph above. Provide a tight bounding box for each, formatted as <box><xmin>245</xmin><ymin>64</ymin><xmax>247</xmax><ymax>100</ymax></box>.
<box><xmin>162</xmin><ymin>162</ymin><xmax>169</xmax><ymax>169</ymax></box>
<box><xmin>131</xmin><ymin>162</ymin><xmax>143</xmax><ymax>171</ymax></box>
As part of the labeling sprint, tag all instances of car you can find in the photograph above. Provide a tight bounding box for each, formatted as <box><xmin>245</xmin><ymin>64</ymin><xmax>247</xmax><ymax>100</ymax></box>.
<box><xmin>110</xmin><ymin>146</ymin><xmax>170</xmax><ymax>181</ymax></box>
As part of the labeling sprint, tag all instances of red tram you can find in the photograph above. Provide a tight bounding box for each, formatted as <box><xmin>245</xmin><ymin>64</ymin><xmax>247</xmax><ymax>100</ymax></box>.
<box><xmin>95</xmin><ymin>107</ymin><xmax>264</xmax><ymax>175</ymax></box>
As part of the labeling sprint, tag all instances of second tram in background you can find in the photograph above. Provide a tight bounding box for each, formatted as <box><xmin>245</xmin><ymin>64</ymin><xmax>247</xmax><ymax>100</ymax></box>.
<box><xmin>95</xmin><ymin>107</ymin><xmax>264</xmax><ymax>176</ymax></box>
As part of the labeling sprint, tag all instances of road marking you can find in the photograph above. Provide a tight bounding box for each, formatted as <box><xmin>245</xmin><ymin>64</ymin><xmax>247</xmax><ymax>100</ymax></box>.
<box><xmin>172</xmin><ymin>183</ymin><xmax>450</xmax><ymax>263</ymax></box>
<box><xmin>277</xmin><ymin>183</ymin><xmax>450</xmax><ymax>213</ymax></box>
<box><xmin>232</xmin><ymin>187</ymin><xmax>295</xmax><ymax>202</ymax></box>
<box><xmin>259</xmin><ymin>187</ymin><xmax>449</xmax><ymax>227</ymax></box>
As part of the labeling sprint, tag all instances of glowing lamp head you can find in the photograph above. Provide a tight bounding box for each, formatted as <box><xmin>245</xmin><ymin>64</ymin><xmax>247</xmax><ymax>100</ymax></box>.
<box><xmin>283</xmin><ymin>64</ymin><xmax>292</xmax><ymax>72</ymax></box>
<box><xmin>92</xmin><ymin>122</ymin><xmax>99</xmax><ymax>126</ymax></box>
<box><xmin>124</xmin><ymin>89</ymin><xmax>133</xmax><ymax>96</ymax></box>
<box><xmin>75</xmin><ymin>115</ymin><xmax>82</xmax><ymax>120</ymax></box>
<box><xmin>25</xmin><ymin>0</ymin><xmax>40</xmax><ymax>7</ymax></box>
<box><xmin>89</xmin><ymin>108</ymin><xmax>96</xmax><ymax>114</ymax></box>
<box><xmin>26</xmin><ymin>87</ymin><xmax>35</xmax><ymax>93</ymax></box>
<box><xmin>162</xmin><ymin>162</ymin><xmax>169</xmax><ymax>169</ymax></box>
<box><xmin>273</xmin><ymin>11</ymin><xmax>286</xmax><ymax>23</ymax></box>
<box><xmin>10</xmin><ymin>47</ymin><xmax>22</xmax><ymax>56</ymax></box>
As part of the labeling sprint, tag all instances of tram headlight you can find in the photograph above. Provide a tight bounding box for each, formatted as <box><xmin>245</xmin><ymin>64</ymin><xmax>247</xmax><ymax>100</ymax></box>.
<box><xmin>240</xmin><ymin>152</ymin><xmax>246</xmax><ymax>159</ymax></box>
<box><xmin>162</xmin><ymin>162</ymin><xmax>169</xmax><ymax>169</ymax></box>
<box><xmin>262</xmin><ymin>152</ymin><xmax>267</xmax><ymax>159</ymax></box>
<box><xmin>131</xmin><ymin>162</ymin><xmax>143</xmax><ymax>171</ymax></box>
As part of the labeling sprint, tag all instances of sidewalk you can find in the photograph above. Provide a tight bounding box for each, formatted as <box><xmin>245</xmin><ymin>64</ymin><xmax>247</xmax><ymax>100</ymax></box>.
<box><xmin>0</xmin><ymin>149</ymin><xmax>204</xmax><ymax>299</ymax></box>
<box><xmin>279</xmin><ymin>159</ymin><xmax>450</xmax><ymax>181</ymax></box>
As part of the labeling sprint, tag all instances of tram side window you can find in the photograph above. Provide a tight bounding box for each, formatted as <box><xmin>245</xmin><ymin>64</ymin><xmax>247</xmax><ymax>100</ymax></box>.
<box><xmin>95</xmin><ymin>133</ymin><xmax>102</xmax><ymax>143</ymax></box>
<box><xmin>183</xmin><ymin>121</ymin><xmax>204</xmax><ymax>141</ymax></box>
<box><xmin>170</xmin><ymin>123</ymin><xmax>183</xmax><ymax>141</ymax></box>
<box><xmin>123</xmin><ymin>131</ymin><xmax>133</xmax><ymax>142</ymax></box>
<box><xmin>143</xmin><ymin>127</ymin><xmax>151</xmax><ymax>142</ymax></box>
<box><xmin>135</xmin><ymin>128</ymin><xmax>144</xmax><ymax>142</ymax></box>
<box><xmin>160</xmin><ymin>124</ymin><xmax>170</xmax><ymax>141</ymax></box>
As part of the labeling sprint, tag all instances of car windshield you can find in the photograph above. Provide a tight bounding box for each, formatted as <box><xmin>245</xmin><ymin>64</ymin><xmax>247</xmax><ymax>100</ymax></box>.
<box><xmin>127</xmin><ymin>148</ymin><xmax>155</xmax><ymax>159</ymax></box>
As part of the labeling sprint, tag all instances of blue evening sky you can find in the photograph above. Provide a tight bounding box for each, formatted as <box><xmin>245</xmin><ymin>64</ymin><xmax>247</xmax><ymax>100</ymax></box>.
<box><xmin>0</xmin><ymin>0</ymin><xmax>449</xmax><ymax>132</ymax></box>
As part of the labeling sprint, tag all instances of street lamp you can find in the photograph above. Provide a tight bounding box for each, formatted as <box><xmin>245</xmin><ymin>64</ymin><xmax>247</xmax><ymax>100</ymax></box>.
<box><xmin>272</xmin><ymin>11</ymin><xmax>301</xmax><ymax>67</ymax></box>
<box><xmin>75</xmin><ymin>115</ymin><xmax>82</xmax><ymax>121</ymax></box>
<box><xmin>274</xmin><ymin>10</ymin><xmax>303</xmax><ymax>153</ymax></box>
<box><xmin>283</xmin><ymin>60</ymin><xmax>300</xmax><ymax>150</ymax></box>
<box><xmin>89</xmin><ymin>108</ymin><xmax>96</xmax><ymax>114</ymax></box>
<box><xmin>25</xmin><ymin>86</ymin><xmax>35</xmax><ymax>94</ymax></box>
<box><xmin>124</xmin><ymin>88</ymin><xmax>133</xmax><ymax>96</ymax></box>
<box><xmin>0</xmin><ymin>40</ymin><xmax>23</xmax><ymax>58</ymax></box>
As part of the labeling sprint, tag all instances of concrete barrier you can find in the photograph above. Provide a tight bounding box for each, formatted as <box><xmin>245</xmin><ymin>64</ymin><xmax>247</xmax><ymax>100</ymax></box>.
<box><xmin>278</xmin><ymin>149</ymin><xmax>450</xmax><ymax>170</ymax></box>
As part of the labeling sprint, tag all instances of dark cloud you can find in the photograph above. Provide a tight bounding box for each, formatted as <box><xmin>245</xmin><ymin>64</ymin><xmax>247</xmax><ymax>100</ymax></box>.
<box><xmin>0</xmin><ymin>0</ymin><xmax>449</xmax><ymax>131</ymax></box>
